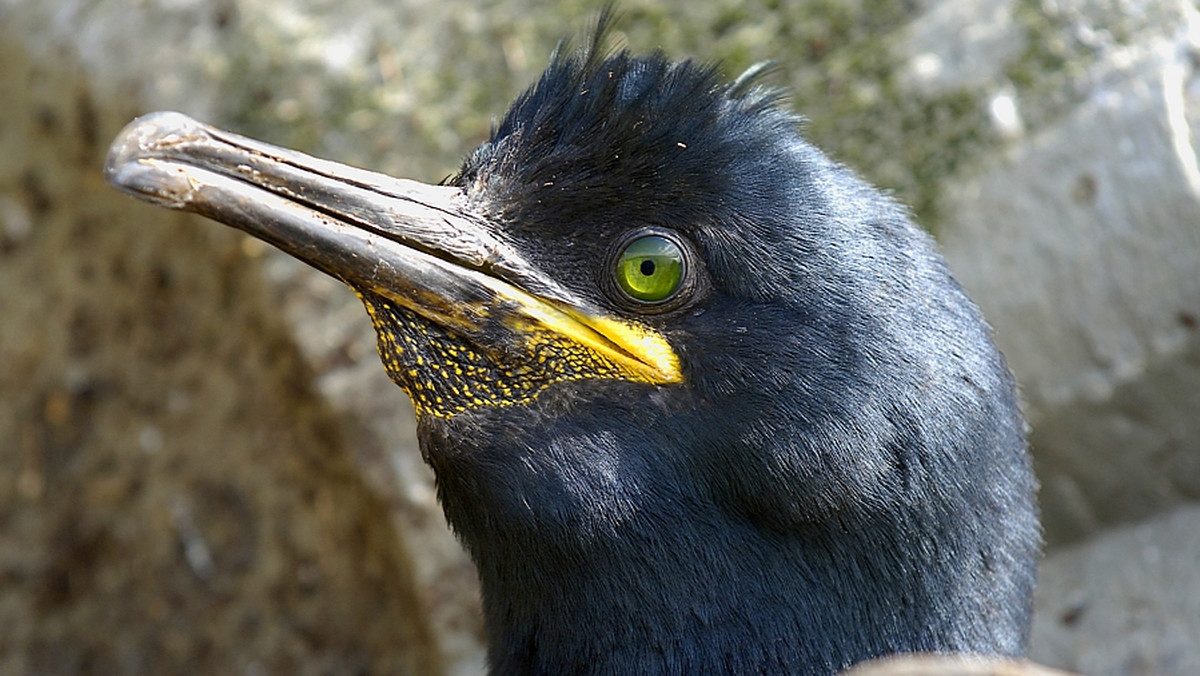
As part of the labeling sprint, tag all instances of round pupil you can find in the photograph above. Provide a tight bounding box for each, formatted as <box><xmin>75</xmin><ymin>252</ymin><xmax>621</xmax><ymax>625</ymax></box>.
<box><xmin>615</xmin><ymin>235</ymin><xmax>685</xmax><ymax>302</ymax></box>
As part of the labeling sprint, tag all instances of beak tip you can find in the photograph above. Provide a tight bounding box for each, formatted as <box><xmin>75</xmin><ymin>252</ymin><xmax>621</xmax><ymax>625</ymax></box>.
<box><xmin>105</xmin><ymin>111</ymin><xmax>205</xmax><ymax>207</ymax></box>
<box><xmin>105</xmin><ymin>112</ymin><xmax>201</xmax><ymax>181</ymax></box>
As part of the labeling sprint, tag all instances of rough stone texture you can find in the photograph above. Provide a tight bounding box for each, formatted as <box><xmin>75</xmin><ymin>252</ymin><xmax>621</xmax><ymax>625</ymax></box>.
<box><xmin>1031</xmin><ymin>506</ymin><xmax>1200</xmax><ymax>675</ymax></box>
<box><xmin>0</xmin><ymin>24</ymin><xmax>438</xmax><ymax>676</ymax></box>
<box><xmin>934</xmin><ymin>0</ymin><xmax>1200</xmax><ymax>544</ymax></box>
<box><xmin>898</xmin><ymin>0</ymin><xmax>1025</xmax><ymax>96</ymax></box>
<box><xmin>4</xmin><ymin>0</ymin><xmax>1200</xmax><ymax>674</ymax></box>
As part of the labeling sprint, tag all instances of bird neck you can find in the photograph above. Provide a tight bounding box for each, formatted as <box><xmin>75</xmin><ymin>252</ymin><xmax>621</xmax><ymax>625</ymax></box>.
<box><xmin>462</xmin><ymin>500</ymin><xmax>1015</xmax><ymax>675</ymax></box>
<box><xmin>421</xmin><ymin>390</ymin><xmax>1033</xmax><ymax>675</ymax></box>
<box><xmin>472</xmin><ymin>504</ymin><xmax>831</xmax><ymax>673</ymax></box>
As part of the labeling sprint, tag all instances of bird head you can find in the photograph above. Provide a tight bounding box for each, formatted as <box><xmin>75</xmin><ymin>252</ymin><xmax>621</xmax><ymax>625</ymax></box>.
<box><xmin>106</xmin><ymin>17</ymin><xmax>1039</xmax><ymax>675</ymax></box>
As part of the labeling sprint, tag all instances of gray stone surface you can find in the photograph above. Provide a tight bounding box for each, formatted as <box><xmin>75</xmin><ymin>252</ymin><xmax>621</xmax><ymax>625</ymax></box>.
<box><xmin>899</xmin><ymin>0</ymin><xmax>1024</xmax><ymax>95</ymax></box>
<box><xmin>935</xmin><ymin>0</ymin><xmax>1200</xmax><ymax>544</ymax></box>
<box><xmin>1031</xmin><ymin>506</ymin><xmax>1200</xmax><ymax>675</ymax></box>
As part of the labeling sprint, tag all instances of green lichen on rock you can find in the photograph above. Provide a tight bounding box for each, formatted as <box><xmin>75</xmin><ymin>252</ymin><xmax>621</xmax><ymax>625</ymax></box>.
<box><xmin>601</xmin><ymin>0</ymin><xmax>997</xmax><ymax>231</ymax></box>
<box><xmin>1003</xmin><ymin>0</ymin><xmax>1102</xmax><ymax>131</ymax></box>
<box><xmin>670</xmin><ymin>0</ymin><xmax>995</xmax><ymax>232</ymax></box>
<box><xmin>204</xmin><ymin>0</ymin><xmax>1086</xmax><ymax>232</ymax></box>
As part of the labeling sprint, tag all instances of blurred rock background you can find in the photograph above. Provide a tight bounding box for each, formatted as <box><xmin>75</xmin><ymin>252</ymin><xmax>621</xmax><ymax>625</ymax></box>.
<box><xmin>1</xmin><ymin>0</ymin><xmax>1197</xmax><ymax>674</ymax></box>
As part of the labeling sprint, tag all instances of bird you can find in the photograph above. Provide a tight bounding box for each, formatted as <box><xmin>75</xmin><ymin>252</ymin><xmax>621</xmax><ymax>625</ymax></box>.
<box><xmin>105</xmin><ymin>13</ymin><xmax>1040</xmax><ymax>676</ymax></box>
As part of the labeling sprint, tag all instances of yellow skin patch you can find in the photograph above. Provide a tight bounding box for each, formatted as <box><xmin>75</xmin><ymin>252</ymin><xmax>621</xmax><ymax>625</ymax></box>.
<box><xmin>360</xmin><ymin>291</ymin><xmax>681</xmax><ymax>419</ymax></box>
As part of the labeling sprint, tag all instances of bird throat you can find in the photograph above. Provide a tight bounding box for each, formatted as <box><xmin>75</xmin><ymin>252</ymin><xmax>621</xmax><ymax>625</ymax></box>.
<box><xmin>358</xmin><ymin>290</ymin><xmax>632</xmax><ymax>418</ymax></box>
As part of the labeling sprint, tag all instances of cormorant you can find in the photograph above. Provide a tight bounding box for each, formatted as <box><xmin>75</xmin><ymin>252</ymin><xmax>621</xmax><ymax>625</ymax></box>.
<box><xmin>105</xmin><ymin>17</ymin><xmax>1039</xmax><ymax>676</ymax></box>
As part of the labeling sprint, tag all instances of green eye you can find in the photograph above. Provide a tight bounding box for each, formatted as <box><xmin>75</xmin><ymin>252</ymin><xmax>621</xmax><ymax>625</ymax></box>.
<box><xmin>614</xmin><ymin>234</ymin><xmax>686</xmax><ymax>302</ymax></box>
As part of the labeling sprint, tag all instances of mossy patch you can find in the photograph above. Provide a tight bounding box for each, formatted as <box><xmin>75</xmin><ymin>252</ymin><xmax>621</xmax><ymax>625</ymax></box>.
<box><xmin>204</xmin><ymin>0</ymin><xmax>1126</xmax><ymax>234</ymax></box>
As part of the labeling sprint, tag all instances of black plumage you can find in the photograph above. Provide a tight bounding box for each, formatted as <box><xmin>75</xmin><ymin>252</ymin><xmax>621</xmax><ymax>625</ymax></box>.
<box><xmin>105</xmin><ymin>17</ymin><xmax>1039</xmax><ymax>676</ymax></box>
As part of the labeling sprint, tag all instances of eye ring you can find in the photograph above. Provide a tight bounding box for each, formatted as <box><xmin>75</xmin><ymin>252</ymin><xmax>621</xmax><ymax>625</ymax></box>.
<box><xmin>606</xmin><ymin>230</ymin><xmax>696</xmax><ymax>312</ymax></box>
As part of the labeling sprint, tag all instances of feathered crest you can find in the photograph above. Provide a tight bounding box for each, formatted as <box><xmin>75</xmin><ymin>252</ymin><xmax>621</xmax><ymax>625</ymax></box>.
<box><xmin>454</xmin><ymin>6</ymin><xmax>798</xmax><ymax>201</ymax></box>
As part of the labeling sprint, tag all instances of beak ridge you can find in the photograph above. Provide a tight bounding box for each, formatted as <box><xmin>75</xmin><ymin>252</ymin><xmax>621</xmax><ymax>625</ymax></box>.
<box><xmin>105</xmin><ymin>112</ymin><xmax>683</xmax><ymax>413</ymax></box>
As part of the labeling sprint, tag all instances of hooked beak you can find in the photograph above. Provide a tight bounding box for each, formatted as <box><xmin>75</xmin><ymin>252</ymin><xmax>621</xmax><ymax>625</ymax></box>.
<box><xmin>104</xmin><ymin>112</ymin><xmax>681</xmax><ymax>414</ymax></box>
